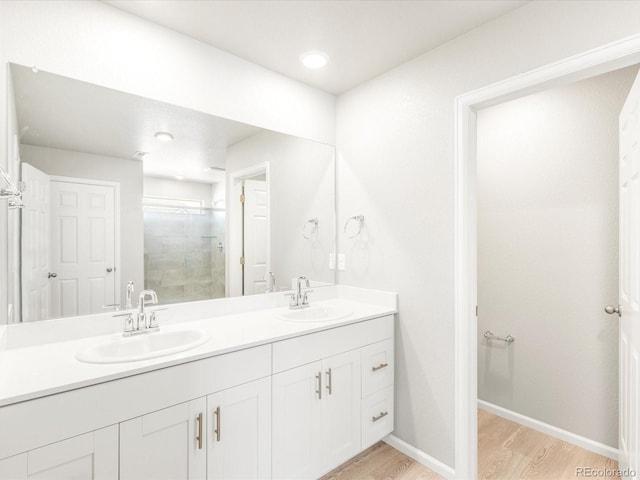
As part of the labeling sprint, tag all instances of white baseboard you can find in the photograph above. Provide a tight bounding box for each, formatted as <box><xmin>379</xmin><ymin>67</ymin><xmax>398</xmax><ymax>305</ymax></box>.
<box><xmin>383</xmin><ymin>434</ymin><xmax>456</xmax><ymax>479</ymax></box>
<box><xmin>478</xmin><ymin>400</ymin><xmax>619</xmax><ymax>461</ymax></box>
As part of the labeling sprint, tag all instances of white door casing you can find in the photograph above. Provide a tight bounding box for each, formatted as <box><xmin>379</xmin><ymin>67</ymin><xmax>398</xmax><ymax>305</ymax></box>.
<box><xmin>243</xmin><ymin>179</ymin><xmax>269</xmax><ymax>295</ymax></box>
<box><xmin>20</xmin><ymin>163</ymin><xmax>51</xmax><ymax>323</ymax></box>
<box><xmin>619</xmin><ymin>67</ymin><xmax>640</xmax><ymax>474</ymax></box>
<box><xmin>49</xmin><ymin>178</ymin><xmax>117</xmax><ymax>318</ymax></box>
<box><xmin>454</xmin><ymin>35</ymin><xmax>640</xmax><ymax>480</ymax></box>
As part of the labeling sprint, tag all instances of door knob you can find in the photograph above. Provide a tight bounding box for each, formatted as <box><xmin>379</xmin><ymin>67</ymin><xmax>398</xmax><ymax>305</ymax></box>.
<box><xmin>106</xmin><ymin>267</ymin><xmax>113</xmax><ymax>273</ymax></box>
<box><xmin>48</xmin><ymin>272</ymin><xmax>57</xmax><ymax>279</ymax></box>
<box><xmin>604</xmin><ymin>304</ymin><xmax>621</xmax><ymax>317</ymax></box>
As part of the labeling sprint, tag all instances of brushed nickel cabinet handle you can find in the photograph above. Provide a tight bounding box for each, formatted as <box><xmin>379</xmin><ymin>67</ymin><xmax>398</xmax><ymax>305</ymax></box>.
<box><xmin>214</xmin><ymin>406</ymin><xmax>221</xmax><ymax>442</ymax></box>
<box><xmin>372</xmin><ymin>411</ymin><xmax>388</xmax><ymax>422</ymax></box>
<box><xmin>316</xmin><ymin>372</ymin><xmax>322</xmax><ymax>400</ymax></box>
<box><xmin>372</xmin><ymin>362</ymin><xmax>389</xmax><ymax>372</ymax></box>
<box><xmin>196</xmin><ymin>412</ymin><xmax>203</xmax><ymax>449</ymax></box>
<box><xmin>326</xmin><ymin>368</ymin><xmax>333</xmax><ymax>395</ymax></box>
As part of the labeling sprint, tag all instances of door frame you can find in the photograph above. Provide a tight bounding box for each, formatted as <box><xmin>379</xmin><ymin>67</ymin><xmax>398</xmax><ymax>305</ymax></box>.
<box><xmin>226</xmin><ymin>162</ymin><xmax>271</xmax><ymax>297</ymax></box>
<box><xmin>454</xmin><ymin>34</ymin><xmax>640</xmax><ymax>479</ymax></box>
<box><xmin>49</xmin><ymin>175</ymin><xmax>121</xmax><ymax>308</ymax></box>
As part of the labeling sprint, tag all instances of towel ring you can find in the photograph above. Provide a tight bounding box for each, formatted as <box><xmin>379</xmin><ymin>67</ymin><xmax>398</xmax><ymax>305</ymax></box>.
<box><xmin>344</xmin><ymin>215</ymin><xmax>365</xmax><ymax>238</ymax></box>
<box><xmin>303</xmin><ymin>218</ymin><xmax>319</xmax><ymax>239</ymax></box>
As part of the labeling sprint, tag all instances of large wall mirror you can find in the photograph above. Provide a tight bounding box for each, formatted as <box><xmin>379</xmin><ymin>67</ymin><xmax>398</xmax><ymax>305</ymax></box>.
<box><xmin>6</xmin><ymin>63</ymin><xmax>336</xmax><ymax>324</ymax></box>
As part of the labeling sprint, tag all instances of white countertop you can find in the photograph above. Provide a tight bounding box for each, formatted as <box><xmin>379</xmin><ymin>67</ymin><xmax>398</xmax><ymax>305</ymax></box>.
<box><xmin>0</xmin><ymin>292</ymin><xmax>396</xmax><ymax>407</ymax></box>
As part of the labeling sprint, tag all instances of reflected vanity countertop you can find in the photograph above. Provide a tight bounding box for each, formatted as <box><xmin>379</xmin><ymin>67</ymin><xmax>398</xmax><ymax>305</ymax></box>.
<box><xmin>0</xmin><ymin>292</ymin><xmax>397</xmax><ymax>407</ymax></box>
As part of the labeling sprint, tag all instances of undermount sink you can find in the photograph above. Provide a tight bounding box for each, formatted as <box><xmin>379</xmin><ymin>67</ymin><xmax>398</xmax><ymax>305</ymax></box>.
<box><xmin>76</xmin><ymin>328</ymin><xmax>209</xmax><ymax>364</ymax></box>
<box><xmin>277</xmin><ymin>305</ymin><xmax>353</xmax><ymax>323</ymax></box>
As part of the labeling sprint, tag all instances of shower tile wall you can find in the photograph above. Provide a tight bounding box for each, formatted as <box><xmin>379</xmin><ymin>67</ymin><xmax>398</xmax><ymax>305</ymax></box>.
<box><xmin>144</xmin><ymin>209</ymin><xmax>225</xmax><ymax>304</ymax></box>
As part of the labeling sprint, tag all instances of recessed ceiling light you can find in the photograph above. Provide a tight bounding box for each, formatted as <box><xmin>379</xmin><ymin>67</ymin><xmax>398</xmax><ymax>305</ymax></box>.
<box><xmin>175</xmin><ymin>175</ymin><xmax>185</xmax><ymax>180</ymax></box>
<box><xmin>300</xmin><ymin>51</ymin><xmax>329</xmax><ymax>69</ymax></box>
<box><xmin>154</xmin><ymin>131</ymin><xmax>174</xmax><ymax>142</ymax></box>
<box><xmin>204</xmin><ymin>166</ymin><xmax>226</xmax><ymax>172</ymax></box>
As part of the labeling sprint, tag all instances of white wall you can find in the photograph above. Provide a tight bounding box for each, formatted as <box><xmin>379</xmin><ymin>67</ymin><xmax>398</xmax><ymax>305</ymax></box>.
<box><xmin>477</xmin><ymin>65</ymin><xmax>638</xmax><ymax>449</ymax></box>
<box><xmin>21</xmin><ymin>145</ymin><xmax>144</xmax><ymax>307</ymax></box>
<box><xmin>226</xmin><ymin>131</ymin><xmax>335</xmax><ymax>292</ymax></box>
<box><xmin>336</xmin><ymin>0</ymin><xmax>640</xmax><ymax>468</ymax></box>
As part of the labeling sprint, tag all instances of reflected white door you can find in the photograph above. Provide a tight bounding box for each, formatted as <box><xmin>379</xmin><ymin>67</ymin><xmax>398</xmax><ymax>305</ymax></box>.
<box><xmin>20</xmin><ymin>163</ymin><xmax>51</xmax><ymax>322</ymax></box>
<box><xmin>243</xmin><ymin>179</ymin><xmax>269</xmax><ymax>295</ymax></box>
<box><xmin>619</xmin><ymin>68</ymin><xmax>640</xmax><ymax>473</ymax></box>
<box><xmin>49</xmin><ymin>180</ymin><xmax>116</xmax><ymax>318</ymax></box>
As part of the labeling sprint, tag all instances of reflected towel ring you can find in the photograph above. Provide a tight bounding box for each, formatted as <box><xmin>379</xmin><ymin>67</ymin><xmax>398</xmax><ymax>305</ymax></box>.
<box><xmin>344</xmin><ymin>215</ymin><xmax>364</xmax><ymax>238</ymax></box>
<box><xmin>303</xmin><ymin>218</ymin><xmax>319</xmax><ymax>239</ymax></box>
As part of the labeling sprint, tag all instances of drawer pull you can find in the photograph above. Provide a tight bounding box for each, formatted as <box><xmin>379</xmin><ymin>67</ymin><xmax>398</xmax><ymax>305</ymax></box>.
<box><xmin>372</xmin><ymin>362</ymin><xmax>389</xmax><ymax>372</ymax></box>
<box><xmin>214</xmin><ymin>406</ymin><xmax>221</xmax><ymax>442</ymax></box>
<box><xmin>316</xmin><ymin>372</ymin><xmax>322</xmax><ymax>399</ymax></box>
<box><xmin>372</xmin><ymin>411</ymin><xmax>389</xmax><ymax>423</ymax></box>
<box><xmin>196</xmin><ymin>412</ymin><xmax>203</xmax><ymax>449</ymax></box>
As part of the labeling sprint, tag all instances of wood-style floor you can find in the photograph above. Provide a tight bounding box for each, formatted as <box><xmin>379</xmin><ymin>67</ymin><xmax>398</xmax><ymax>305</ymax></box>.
<box><xmin>320</xmin><ymin>410</ymin><xmax>618</xmax><ymax>480</ymax></box>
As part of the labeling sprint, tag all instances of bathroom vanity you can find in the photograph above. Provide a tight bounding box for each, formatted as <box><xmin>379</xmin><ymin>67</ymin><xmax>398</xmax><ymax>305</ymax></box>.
<box><xmin>0</xmin><ymin>287</ymin><xmax>396</xmax><ymax>479</ymax></box>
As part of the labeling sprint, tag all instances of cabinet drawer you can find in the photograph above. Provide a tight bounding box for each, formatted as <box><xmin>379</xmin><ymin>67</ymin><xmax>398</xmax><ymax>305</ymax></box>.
<box><xmin>273</xmin><ymin>315</ymin><xmax>394</xmax><ymax>373</ymax></box>
<box><xmin>361</xmin><ymin>338</ymin><xmax>393</xmax><ymax>397</ymax></box>
<box><xmin>361</xmin><ymin>386</ymin><xmax>394</xmax><ymax>449</ymax></box>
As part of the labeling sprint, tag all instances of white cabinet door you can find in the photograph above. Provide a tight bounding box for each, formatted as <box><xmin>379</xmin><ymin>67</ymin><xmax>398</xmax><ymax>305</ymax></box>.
<box><xmin>207</xmin><ymin>377</ymin><xmax>271</xmax><ymax>480</ymax></box>
<box><xmin>120</xmin><ymin>398</ymin><xmax>206</xmax><ymax>480</ymax></box>
<box><xmin>272</xmin><ymin>361</ymin><xmax>323</xmax><ymax>480</ymax></box>
<box><xmin>0</xmin><ymin>425</ymin><xmax>118</xmax><ymax>480</ymax></box>
<box><xmin>321</xmin><ymin>350</ymin><xmax>361</xmax><ymax>473</ymax></box>
<box><xmin>0</xmin><ymin>453</ymin><xmax>26</xmax><ymax>480</ymax></box>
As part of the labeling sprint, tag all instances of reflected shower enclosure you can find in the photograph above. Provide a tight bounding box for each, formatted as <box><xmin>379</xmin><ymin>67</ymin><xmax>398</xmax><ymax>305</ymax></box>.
<box><xmin>143</xmin><ymin>205</ymin><xmax>226</xmax><ymax>304</ymax></box>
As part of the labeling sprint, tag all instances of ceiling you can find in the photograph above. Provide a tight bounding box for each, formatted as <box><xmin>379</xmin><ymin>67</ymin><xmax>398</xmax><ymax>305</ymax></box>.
<box><xmin>11</xmin><ymin>64</ymin><xmax>262</xmax><ymax>183</ymax></box>
<box><xmin>104</xmin><ymin>0</ymin><xmax>528</xmax><ymax>94</ymax></box>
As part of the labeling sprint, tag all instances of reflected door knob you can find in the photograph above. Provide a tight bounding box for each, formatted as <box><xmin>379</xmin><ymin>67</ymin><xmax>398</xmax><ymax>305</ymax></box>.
<box><xmin>106</xmin><ymin>267</ymin><xmax>113</xmax><ymax>273</ymax></box>
<box><xmin>604</xmin><ymin>304</ymin><xmax>621</xmax><ymax>317</ymax></box>
<box><xmin>48</xmin><ymin>272</ymin><xmax>57</xmax><ymax>279</ymax></box>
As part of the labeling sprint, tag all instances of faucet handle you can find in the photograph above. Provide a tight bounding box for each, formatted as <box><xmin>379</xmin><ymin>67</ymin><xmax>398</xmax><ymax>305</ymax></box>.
<box><xmin>113</xmin><ymin>312</ymin><xmax>135</xmax><ymax>333</ymax></box>
<box><xmin>148</xmin><ymin>307</ymin><xmax>167</xmax><ymax>328</ymax></box>
<box><xmin>302</xmin><ymin>290</ymin><xmax>314</xmax><ymax>305</ymax></box>
<box><xmin>284</xmin><ymin>292</ymin><xmax>298</xmax><ymax>307</ymax></box>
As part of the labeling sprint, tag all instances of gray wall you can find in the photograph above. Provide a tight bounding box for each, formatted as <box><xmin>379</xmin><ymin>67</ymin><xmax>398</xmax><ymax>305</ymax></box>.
<box><xmin>336</xmin><ymin>0</ymin><xmax>640</xmax><ymax>468</ymax></box>
<box><xmin>21</xmin><ymin>145</ymin><xmax>144</xmax><ymax>307</ymax></box>
<box><xmin>477</xmin><ymin>65</ymin><xmax>638</xmax><ymax>448</ymax></box>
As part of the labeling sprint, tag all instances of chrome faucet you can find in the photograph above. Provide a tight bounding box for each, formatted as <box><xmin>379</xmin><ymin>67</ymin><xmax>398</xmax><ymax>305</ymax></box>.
<box><xmin>137</xmin><ymin>289</ymin><xmax>158</xmax><ymax>330</ymax></box>
<box><xmin>286</xmin><ymin>276</ymin><xmax>313</xmax><ymax>309</ymax></box>
<box><xmin>125</xmin><ymin>281</ymin><xmax>135</xmax><ymax>310</ymax></box>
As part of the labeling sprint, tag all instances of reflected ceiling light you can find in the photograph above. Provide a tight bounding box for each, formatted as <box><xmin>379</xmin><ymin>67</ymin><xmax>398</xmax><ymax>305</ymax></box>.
<box><xmin>132</xmin><ymin>151</ymin><xmax>150</xmax><ymax>160</ymax></box>
<box><xmin>175</xmin><ymin>175</ymin><xmax>185</xmax><ymax>180</ymax></box>
<box><xmin>300</xmin><ymin>51</ymin><xmax>329</xmax><ymax>69</ymax></box>
<box><xmin>154</xmin><ymin>131</ymin><xmax>174</xmax><ymax>142</ymax></box>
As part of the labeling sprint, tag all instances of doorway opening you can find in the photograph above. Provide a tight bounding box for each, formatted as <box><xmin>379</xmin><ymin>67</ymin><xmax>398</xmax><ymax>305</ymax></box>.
<box><xmin>228</xmin><ymin>163</ymin><xmax>270</xmax><ymax>297</ymax></box>
<box><xmin>475</xmin><ymin>65</ymin><xmax>638</xmax><ymax>478</ymax></box>
<box><xmin>454</xmin><ymin>34</ymin><xmax>640</xmax><ymax>479</ymax></box>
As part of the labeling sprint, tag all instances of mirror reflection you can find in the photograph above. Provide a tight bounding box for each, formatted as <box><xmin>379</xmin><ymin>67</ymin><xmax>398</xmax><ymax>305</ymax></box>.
<box><xmin>7</xmin><ymin>63</ymin><xmax>336</xmax><ymax>323</ymax></box>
